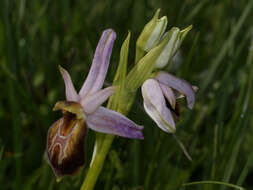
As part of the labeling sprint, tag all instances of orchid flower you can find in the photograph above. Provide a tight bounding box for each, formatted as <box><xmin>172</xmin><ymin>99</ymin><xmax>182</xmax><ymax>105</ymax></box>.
<box><xmin>46</xmin><ymin>29</ymin><xmax>144</xmax><ymax>179</ymax></box>
<box><xmin>141</xmin><ymin>71</ymin><xmax>197</xmax><ymax>133</ymax></box>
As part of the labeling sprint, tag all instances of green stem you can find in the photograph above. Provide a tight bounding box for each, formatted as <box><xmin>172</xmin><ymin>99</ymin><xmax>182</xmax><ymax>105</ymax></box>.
<box><xmin>80</xmin><ymin>135</ymin><xmax>115</xmax><ymax>190</ymax></box>
<box><xmin>80</xmin><ymin>102</ymin><xmax>133</xmax><ymax>190</ymax></box>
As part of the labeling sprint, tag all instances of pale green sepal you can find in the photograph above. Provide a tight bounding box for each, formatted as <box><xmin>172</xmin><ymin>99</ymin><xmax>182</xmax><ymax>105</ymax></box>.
<box><xmin>135</xmin><ymin>9</ymin><xmax>168</xmax><ymax>63</ymax></box>
<box><xmin>135</xmin><ymin>9</ymin><xmax>160</xmax><ymax>63</ymax></box>
<box><xmin>155</xmin><ymin>25</ymin><xmax>192</xmax><ymax>69</ymax></box>
<box><xmin>155</xmin><ymin>27</ymin><xmax>180</xmax><ymax>68</ymax></box>
<box><xmin>145</xmin><ymin>16</ymin><xmax>167</xmax><ymax>51</ymax></box>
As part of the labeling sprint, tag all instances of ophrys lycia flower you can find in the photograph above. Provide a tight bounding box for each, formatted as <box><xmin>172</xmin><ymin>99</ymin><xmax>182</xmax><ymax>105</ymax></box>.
<box><xmin>46</xmin><ymin>29</ymin><xmax>144</xmax><ymax>179</ymax></box>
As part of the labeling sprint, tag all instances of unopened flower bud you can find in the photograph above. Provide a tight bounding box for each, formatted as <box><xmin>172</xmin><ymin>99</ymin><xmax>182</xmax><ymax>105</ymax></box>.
<box><xmin>155</xmin><ymin>25</ymin><xmax>192</xmax><ymax>68</ymax></box>
<box><xmin>135</xmin><ymin>9</ymin><xmax>167</xmax><ymax>63</ymax></box>
<box><xmin>126</xmin><ymin>25</ymin><xmax>192</xmax><ymax>91</ymax></box>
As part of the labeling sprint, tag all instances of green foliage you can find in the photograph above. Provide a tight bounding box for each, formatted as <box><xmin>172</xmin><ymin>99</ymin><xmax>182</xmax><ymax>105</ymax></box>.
<box><xmin>0</xmin><ymin>0</ymin><xmax>253</xmax><ymax>189</ymax></box>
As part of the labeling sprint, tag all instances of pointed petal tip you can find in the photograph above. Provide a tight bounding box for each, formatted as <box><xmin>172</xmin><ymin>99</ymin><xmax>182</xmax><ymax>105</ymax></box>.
<box><xmin>136</xmin><ymin>133</ymin><xmax>144</xmax><ymax>140</ymax></box>
<box><xmin>102</xmin><ymin>28</ymin><xmax>116</xmax><ymax>41</ymax></box>
<box><xmin>79</xmin><ymin>28</ymin><xmax>116</xmax><ymax>97</ymax></box>
<box><xmin>188</xmin><ymin>103</ymin><xmax>194</xmax><ymax>110</ymax></box>
<box><xmin>181</xmin><ymin>25</ymin><xmax>193</xmax><ymax>33</ymax></box>
<box><xmin>58</xmin><ymin>65</ymin><xmax>79</xmax><ymax>101</ymax></box>
<box><xmin>58</xmin><ymin>65</ymin><xmax>67</xmax><ymax>75</ymax></box>
<box><xmin>126</xmin><ymin>129</ymin><xmax>144</xmax><ymax>140</ymax></box>
<box><xmin>52</xmin><ymin>101</ymin><xmax>68</xmax><ymax>111</ymax></box>
<box><xmin>154</xmin><ymin>8</ymin><xmax>161</xmax><ymax>18</ymax></box>
<box><xmin>58</xmin><ymin>64</ymin><xmax>64</xmax><ymax>71</ymax></box>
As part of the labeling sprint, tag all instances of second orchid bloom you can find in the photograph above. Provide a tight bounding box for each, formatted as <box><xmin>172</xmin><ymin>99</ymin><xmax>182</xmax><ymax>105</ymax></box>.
<box><xmin>142</xmin><ymin>71</ymin><xmax>196</xmax><ymax>133</ymax></box>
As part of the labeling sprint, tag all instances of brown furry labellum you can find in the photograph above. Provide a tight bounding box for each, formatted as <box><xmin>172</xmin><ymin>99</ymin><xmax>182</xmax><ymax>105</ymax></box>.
<box><xmin>46</xmin><ymin>106</ymin><xmax>87</xmax><ymax>179</ymax></box>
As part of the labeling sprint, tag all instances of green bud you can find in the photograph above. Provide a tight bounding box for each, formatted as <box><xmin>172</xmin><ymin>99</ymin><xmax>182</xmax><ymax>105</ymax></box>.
<box><xmin>126</xmin><ymin>25</ymin><xmax>192</xmax><ymax>91</ymax></box>
<box><xmin>135</xmin><ymin>9</ymin><xmax>168</xmax><ymax>63</ymax></box>
<box><xmin>155</xmin><ymin>25</ymin><xmax>192</xmax><ymax>68</ymax></box>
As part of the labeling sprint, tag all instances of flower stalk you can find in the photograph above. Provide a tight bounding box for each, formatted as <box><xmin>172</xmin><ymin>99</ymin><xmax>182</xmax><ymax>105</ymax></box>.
<box><xmin>80</xmin><ymin>15</ymin><xmax>194</xmax><ymax>190</ymax></box>
<box><xmin>80</xmin><ymin>32</ymin><xmax>133</xmax><ymax>190</ymax></box>
<box><xmin>80</xmin><ymin>134</ymin><xmax>115</xmax><ymax>190</ymax></box>
<box><xmin>80</xmin><ymin>80</ymin><xmax>131</xmax><ymax>190</ymax></box>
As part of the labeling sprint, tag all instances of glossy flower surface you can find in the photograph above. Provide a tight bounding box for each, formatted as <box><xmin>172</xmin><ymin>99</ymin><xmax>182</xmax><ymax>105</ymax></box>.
<box><xmin>46</xmin><ymin>29</ymin><xmax>144</xmax><ymax>179</ymax></box>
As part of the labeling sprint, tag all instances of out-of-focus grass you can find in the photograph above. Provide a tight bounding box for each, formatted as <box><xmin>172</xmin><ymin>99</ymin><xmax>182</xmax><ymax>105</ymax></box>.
<box><xmin>0</xmin><ymin>0</ymin><xmax>253</xmax><ymax>189</ymax></box>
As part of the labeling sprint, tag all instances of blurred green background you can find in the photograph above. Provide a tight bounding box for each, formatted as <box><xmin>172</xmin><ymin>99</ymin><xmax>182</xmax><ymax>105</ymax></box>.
<box><xmin>1</xmin><ymin>0</ymin><xmax>253</xmax><ymax>189</ymax></box>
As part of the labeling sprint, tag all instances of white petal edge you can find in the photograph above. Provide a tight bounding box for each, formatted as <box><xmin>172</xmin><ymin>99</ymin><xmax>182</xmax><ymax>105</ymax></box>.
<box><xmin>142</xmin><ymin>79</ymin><xmax>176</xmax><ymax>133</ymax></box>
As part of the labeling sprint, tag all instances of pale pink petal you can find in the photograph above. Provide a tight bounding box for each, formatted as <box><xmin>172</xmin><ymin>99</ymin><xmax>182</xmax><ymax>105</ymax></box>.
<box><xmin>79</xmin><ymin>29</ymin><xmax>116</xmax><ymax>98</ymax></box>
<box><xmin>159</xmin><ymin>83</ymin><xmax>176</xmax><ymax>109</ymax></box>
<box><xmin>142</xmin><ymin>79</ymin><xmax>176</xmax><ymax>133</ymax></box>
<box><xmin>86</xmin><ymin>107</ymin><xmax>144</xmax><ymax>139</ymax></box>
<box><xmin>59</xmin><ymin>65</ymin><xmax>79</xmax><ymax>102</ymax></box>
<box><xmin>80</xmin><ymin>86</ymin><xmax>115</xmax><ymax>114</ymax></box>
<box><xmin>156</xmin><ymin>71</ymin><xmax>195</xmax><ymax>109</ymax></box>
<box><xmin>174</xmin><ymin>85</ymin><xmax>198</xmax><ymax>99</ymax></box>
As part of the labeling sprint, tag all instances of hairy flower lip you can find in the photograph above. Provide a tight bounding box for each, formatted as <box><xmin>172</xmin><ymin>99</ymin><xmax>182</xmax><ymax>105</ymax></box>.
<box><xmin>46</xmin><ymin>115</ymin><xmax>87</xmax><ymax>179</ymax></box>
